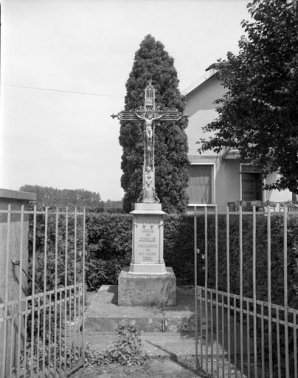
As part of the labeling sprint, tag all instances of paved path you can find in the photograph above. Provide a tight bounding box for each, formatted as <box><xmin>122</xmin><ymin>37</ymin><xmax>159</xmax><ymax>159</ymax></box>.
<box><xmin>80</xmin><ymin>286</ymin><xmax>249</xmax><ymax>377</ymax></box>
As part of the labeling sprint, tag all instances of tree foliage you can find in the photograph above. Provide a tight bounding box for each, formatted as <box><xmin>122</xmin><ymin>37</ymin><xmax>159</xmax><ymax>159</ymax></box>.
<box><xmin>119</xmin><ymin>35</ymin><xmax>189</xmax><ymax>213</ymax></box>
<box><xmin>199</xmin><ymin>0</ymin><xmax>298</xmax><ymax>193</ymax></box>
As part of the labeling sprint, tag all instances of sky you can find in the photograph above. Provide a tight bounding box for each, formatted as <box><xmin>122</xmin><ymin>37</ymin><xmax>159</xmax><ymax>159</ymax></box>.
<box><xmin>0</xmin><ymin>0</ymin><xmax>251</xmax><ymax>201</ymax></box>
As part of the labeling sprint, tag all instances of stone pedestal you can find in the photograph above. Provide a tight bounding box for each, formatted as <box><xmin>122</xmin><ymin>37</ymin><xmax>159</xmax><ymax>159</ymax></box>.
<box><xmin>118</xmin><ymin>267</ymin><xmax>176</xmax><ymax>306</ymax></box>
<box><xmin>129</xmin><ymin>202</ymin><xmax>166</xmax><ymax>274</ymax></box>
<box><xmin>118</xmin><ymin>202</ymin><xmax>176</xmax><ymax>306</ymax></box>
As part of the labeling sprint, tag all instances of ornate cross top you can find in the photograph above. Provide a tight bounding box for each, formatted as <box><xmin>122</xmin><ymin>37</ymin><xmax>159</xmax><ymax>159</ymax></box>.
<box><xmin>112</xmin><ymin>81</ymin><xmax>185</xmax><ymax>204</ymax></box>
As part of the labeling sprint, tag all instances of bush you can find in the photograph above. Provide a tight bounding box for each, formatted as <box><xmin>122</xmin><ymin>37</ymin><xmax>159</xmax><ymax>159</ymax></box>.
<box><xmin>85</xmin><ymin>324</ymin><xmax>149</xmax><ymax>367</ymax></box>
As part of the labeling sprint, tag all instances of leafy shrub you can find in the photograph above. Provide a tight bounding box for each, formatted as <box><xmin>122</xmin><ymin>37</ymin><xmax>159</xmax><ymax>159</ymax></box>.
<box><xmin>85</xmin><ymin>325</ymin><xmax>149</xmax><ymax>367</ymax></box>
<box><xmin>85</xmin><ymin>258</ymin><xmax>122</xmax><ymax>289</ymax></box>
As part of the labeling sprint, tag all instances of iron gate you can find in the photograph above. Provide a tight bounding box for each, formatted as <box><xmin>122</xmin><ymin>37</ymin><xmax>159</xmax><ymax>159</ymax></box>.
<box><xmin>0</xmin><ymin>205</ymin><xmax>86</xmax><ymax>377</ymax></box>
<box><xmin>194</xmin><ymin>204</ymin><xmax>298</xmax><ymax>378</ymax></box>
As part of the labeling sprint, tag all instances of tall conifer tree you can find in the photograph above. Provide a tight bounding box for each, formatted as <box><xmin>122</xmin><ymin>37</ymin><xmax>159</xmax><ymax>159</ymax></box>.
<box><xmin>119</xmin><ymin>35</ymin><xmax>189</xmax><ymax>213</ymax></box>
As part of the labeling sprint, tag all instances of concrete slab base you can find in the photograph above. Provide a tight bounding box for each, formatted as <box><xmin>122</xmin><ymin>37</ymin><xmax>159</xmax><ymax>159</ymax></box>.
<box><xmin>85</xmin><ymin>285</ymin><xmax>201</xmax><ymax>334</ymax></box>
<box><xmin>118</xmin><ymin>267</ymin><xmax>176</xmax><ymax>307</ymax></box>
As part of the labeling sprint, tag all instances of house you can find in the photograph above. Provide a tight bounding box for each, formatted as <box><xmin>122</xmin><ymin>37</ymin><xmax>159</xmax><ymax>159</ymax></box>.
<box><xmin>183</xmin><ymin>66</ymin><xmax>292</xmax><ymax>213</ymax></box>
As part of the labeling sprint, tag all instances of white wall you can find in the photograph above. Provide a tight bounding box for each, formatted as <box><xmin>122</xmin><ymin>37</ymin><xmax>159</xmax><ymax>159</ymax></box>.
<box><xmin>265</xmin><ymin>172</ymin><xmax>292</xmax><ymax>202</ymax></box>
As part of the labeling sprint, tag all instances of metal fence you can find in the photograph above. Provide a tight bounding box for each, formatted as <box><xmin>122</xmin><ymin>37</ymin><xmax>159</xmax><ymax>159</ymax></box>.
<box><xmin>0</xmin><ymin>205</ymin><xmax>86</xmax><ymax>378</ymax></box>
<box><xmin>194</xmin><ymin>204</ymin><xmax>298</xmax><ymax>378</ymax></box>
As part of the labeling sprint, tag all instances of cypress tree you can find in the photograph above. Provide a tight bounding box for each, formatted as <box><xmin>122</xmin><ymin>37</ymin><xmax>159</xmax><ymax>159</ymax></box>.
<box><xmin>119</xmin><ymin>35</ymin><xmax>189</xmax><ymax>213</ymax></box>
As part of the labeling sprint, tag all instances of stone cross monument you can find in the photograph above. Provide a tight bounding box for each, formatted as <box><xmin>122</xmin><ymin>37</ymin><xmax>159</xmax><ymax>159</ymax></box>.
<box><xmin>112</xmin><ymin>80</ymin><xmax>184</xmax><ymax>204</ymax></box>
<box><xmin>112</xmin><ymin>81</ymin><xmax>185</xmax><ymax>306</ymax></box>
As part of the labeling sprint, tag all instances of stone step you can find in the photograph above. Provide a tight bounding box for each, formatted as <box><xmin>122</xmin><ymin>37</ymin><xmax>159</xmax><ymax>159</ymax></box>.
<box><xmin>85</xmin><ymin>285</ymin><xmax>210</xmax><ymax>334</ymax></box>
<box><xmin>85</xmin><ymin>332</ymin><xmax>225</xmax><ymax>358</ymax></box>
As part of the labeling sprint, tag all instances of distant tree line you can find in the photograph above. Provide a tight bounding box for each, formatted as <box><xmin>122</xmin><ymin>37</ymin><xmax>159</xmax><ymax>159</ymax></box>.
<box><xmin>20</xmin><ymin>185</ymin><xmax>123</xmax><ymax>211</ymax></box>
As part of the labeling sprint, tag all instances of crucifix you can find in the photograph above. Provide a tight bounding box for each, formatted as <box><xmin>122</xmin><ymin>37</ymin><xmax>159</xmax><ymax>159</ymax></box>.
<box><xmin>111</xmin><ymin>80</ymin><xmax>185</xmax><ymax>204</ymax></box>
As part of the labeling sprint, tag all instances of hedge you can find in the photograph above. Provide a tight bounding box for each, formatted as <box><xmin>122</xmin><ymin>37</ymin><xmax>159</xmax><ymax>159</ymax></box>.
<box><xmin>84</xmin><ymin>213</ymin><xmax>298</xmax><ymax>308</ymax></box>
<box><xmin>27</xmin><ymin>211</ymin><xmax>298</xmax><ymax>309</ymax></box>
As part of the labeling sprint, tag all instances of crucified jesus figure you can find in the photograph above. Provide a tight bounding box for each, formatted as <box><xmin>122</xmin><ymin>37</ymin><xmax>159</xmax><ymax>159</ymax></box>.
<box><xmin>135</xmin><ymin>112</ymin><xmax>163</xmax><ymax>144</ymax></box>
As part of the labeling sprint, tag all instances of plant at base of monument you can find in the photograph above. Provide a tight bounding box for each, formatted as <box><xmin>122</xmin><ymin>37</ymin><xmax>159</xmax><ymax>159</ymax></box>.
<box><xmin>119</xmin><ymin>34</ymin><xmax>189</xmax><ymax>213</ymax></box>
<box><xmin>85</xmin><ymin>325</ymin><xmax>149</xmax><ymax>367</ymax></box>
<box><xmin>199</xmin><ymin>0</ymin><xmax>298</xmax><ymax>195</ymax></box>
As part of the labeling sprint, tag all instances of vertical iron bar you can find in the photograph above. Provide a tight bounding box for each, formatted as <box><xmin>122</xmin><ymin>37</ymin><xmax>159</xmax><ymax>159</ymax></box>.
<box><xmin>239</xmin><ymin>204</ymin><xmax>244</xmax><ymax>377</ymax></box>
<box><xmin>261</xmin><ymin>303</ymin><xmax>265</xmax><ymax>378</ymax></box>
<box><xmin>246</xmin><ymin>300</ymin><xmax>250</xmax><ymax>378</ymax></box>
<box><xmin>74</xmin><ymin>208</ymin><xmax>78</xmax><ymax>367</ymax></box>
<box><xmin>48</xmin><ymin>294</ymin><xmax>52</xmax><ymax>369</ymax></box>
<box><xmin>2</xmin><ymin>204</ymin><xmax>11</xmax><ymax>378</ymax></box>
<box><xmin>70</xmin><ymin>283</ymin><xmax>73</xmax><ymax>371</ymax></box>
<box><xmin>42</xmin><ymin>207</ymin><xmax>48</xmax><ymax>374</ymax></box>
<box><xmin>17</xmin><ymin>205</ymin><xmax>25</xmax><ymax>376</ymax></box>
<box><xmin>24</xmin><ymin>297</ymin><xmax>28</xmax><ymax>374</ymax></box>
<box><xmin>36</xmin><ymin>295</ymin><xmax>41</xmax><ymax>374</ymax></box>
<box><xmin>267</xmin><ymin>205</ymin><xmax>273</xmax><ymax>378</ymax></box>
<box><xmin>77</xmin><ymin>283</ymin><xmax>81</xmax><ymax>365</ymax></box>
<box><xmin>194</xmin><ymin>206</ymin><xmax>198</xmax><ymax>369</ymax></box>
<box><xmin>59</xmin><ymin>287</ymin><xmax>62</xmax><ymax>375</ymax></box>
<box><xmin>253</xmin><ymin>205</ymin><xmax>258</xmax><ymax>378</ymax></box>
<box><xmin>283</xmin><ymin>205</ymin><xmax>289</xmax><ymax>378</ymax></box>
<box><xmin>215</xmin><ymin>207</ymin><xmax>219</xmax><ymax>378</ymax></box>
<box><xmin>54</xmin><ymin>208</ymin><xmax>59</xmax><ymax>376</ymax></box>
<box><xmin>9</xmin><ymin>313</ymin><xmax>14</xmax><ymax>376</ymax></box>
<box><xmin>276</xmin><ymin>308</ymin><xmax>281</xmax><ymax>378</ymax></box>
<box><xmin>294</xmin><ymin>312</ymin><xmax>297</xmax><ymax>378</ymax></box>
<box><xmin>30</xmin><ymin>206</ymin><xmax>37</xmax><ymax>377</ymax></box>
<box><xmin>204</xmin><ymin>206</ymin><xmax>209</xmax><ymax>372</ymax></box>
<box><xmin>234</xmin><ymin>295</ymin><xmax>237</xmax><ymax>378</ymax></box>
<box><xmin>221</xmin><ymin>291</ymin><xmax>225</xmax><ymax>378</ymax></box>
<box><xmin>69</xmin><ymin>263</ymin><xmax>73</xmax><ymax>370</ymax></box>
<box><xmin>82</xmin><ymin>208</ymin><xmax>86</xmax><ymax>369</ymax></box>
<box><xmin>64</xmin><ymin>207</ymin><xmax>69</xmax><ymax>374</ymax></box>
<box><xmin>199</xmin><ymin>288</ymin><xmax>203</xmax><ymax>367</ymax></box>
<box><xmin>210</xmin><ymin>288</ymin><xmax>214</xmax><ymax>377</ymax></box>
<box><xmin>226</xmin><ymin>205</ymin><xmax>231</xmax><ymax>377</ymax></box>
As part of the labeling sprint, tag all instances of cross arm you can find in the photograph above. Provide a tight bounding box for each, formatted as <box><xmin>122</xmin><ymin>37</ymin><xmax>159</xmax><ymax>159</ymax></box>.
<box><xmin>155</xmin><ymin>110</ymin><xmax>188</xmax><ymax>121</ymax></box>
<box><xmin>111</xmin><ymin>109</ymin><xmax>188</xmax><ymax>122</ymax></box>
<box><xmin>111</xmin><ymin>111</ymin><xmax>139</xmax><ymax>121</ymax></box>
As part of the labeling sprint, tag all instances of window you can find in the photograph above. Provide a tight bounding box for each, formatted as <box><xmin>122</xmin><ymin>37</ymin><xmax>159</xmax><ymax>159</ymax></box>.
<box><xmin>241</xmin><ymin>165</ymin><xmax>262</xmax><ymax>201</ymax></box>
<box><xmin>187</xmin><ymin>165</ymin><xmax>212</xmax><ymax>204</ymax></box>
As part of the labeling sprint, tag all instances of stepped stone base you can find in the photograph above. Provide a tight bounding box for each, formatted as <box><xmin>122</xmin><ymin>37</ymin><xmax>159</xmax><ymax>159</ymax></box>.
<box><xmin>118</xmin><ymin>267</ymin><xmax>176</xmax><ymax>307</ymax></box>
<box><xmin>85</xmin><ymin>285</ymin><xmax>201</xmax><ymax>333</ymax></box>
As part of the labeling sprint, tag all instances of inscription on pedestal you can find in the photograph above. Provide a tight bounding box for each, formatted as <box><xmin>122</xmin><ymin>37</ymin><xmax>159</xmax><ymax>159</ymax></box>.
<box><xmin>135</xmin><ymin>217</ymin><xmax>160</xmax><ymax>264</ymax></box>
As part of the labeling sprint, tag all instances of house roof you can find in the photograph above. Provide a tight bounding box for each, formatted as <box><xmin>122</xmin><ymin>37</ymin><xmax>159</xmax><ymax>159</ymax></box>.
<box><xmin>181</xmin><ymin>62</ymin><xmax>228</xmax><ymax>97</ymax></box>
<box><xmin>181</xmin><ymin>69</ymin><xmax>219</xmax><ymax>97</ymax></box>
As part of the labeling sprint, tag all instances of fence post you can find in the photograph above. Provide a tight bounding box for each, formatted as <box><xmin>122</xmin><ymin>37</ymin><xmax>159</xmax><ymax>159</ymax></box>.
<box><xmin>0</xmin><ymin>189</ymin><xmax>36</xmax><ymax>376</ymax></box>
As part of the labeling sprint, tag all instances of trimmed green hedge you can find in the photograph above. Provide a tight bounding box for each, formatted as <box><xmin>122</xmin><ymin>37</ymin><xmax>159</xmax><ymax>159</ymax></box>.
<box><xmin>85</xmin><ymin>213</ymin><xmax>205</xmax><ymax>288</ymax></box>
<box><xmin>28</xmin><ymin>211</ymin><xmax>298</xmax><ymax>310</ymax></box>
<box><xmin>85</xmin><ymin>213</ymin><xmax>298</xmax><ymax>309</ymax></box>
<box><xmin>205</xmin><ymin>214</ymin><xmax>298</xmax><ymax>309</ymax></box>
